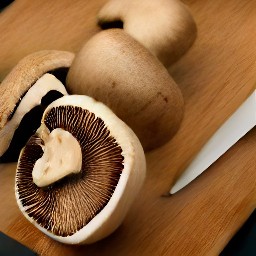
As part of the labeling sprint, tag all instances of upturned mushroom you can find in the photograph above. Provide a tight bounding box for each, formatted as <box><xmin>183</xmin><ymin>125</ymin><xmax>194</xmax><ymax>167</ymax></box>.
<box><xmin>98</xmin><ymin>0</ymin><xmax>197</xmax><ymax>67</ymax></box>
<box><xmin>67</xmin><ymin>29</ymin><xmax>184</xmax><ymax>150</ymax></box>
<box><xmin>15</xmin><ymin>95</ymin><xmax>146</xmax><ymax>244</ymax></box>
<box><xmin>0</xmin><ymin>50</ymin><xmax>74</xmax><ymax>162</ymax></box>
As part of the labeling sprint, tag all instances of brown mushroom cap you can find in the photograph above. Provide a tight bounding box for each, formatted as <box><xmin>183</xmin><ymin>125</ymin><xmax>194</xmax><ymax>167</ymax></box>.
<box><xmin>0</xmin><ymin>50</ymin><xmax>74</xmax><ymax>129</ymax></box>
<box><xmin>67</xmin><ymin>29</ymin><xmax>184</xmax><ymax>150</ymax></box>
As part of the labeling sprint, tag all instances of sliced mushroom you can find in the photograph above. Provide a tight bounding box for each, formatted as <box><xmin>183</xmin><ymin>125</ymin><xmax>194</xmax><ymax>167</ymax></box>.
<box><xmin>98</xmin><ymin>0</ymin><xmax>197</xmax><ymax>67</ymax></box>
<box><xmin>67</xmin><ymin>29</ymin><xmax>184</xmax><ymax>150</ymax></box>
<box><xmin>15</xmin><ymin>95</ymin><xmax>146</xmax><ymax>244</ymax></box>
<box><xmin>0</xmin><ymin>50</ymin><xmax>74</xmax><ymax>162</ymax></box>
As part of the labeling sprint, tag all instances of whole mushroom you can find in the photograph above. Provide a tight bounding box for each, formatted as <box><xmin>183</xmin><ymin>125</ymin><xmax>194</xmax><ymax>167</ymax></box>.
<box><xmin>15</xmin><ymin>95</ymin><xmax>146</xmax><ymax>244</ymax></box>
<box><xmin>98</xmin><ymin>0</ymin><xmax>197</xmax><ymax>67</ymax></box>
<box><xmin>67</xmin><ymin>29</ymin><xmax>184</xmax><ymax>150</ymax></box>
<box><xmin>0</xmin><ymin>50</ymin><xmax>74</xmax><ymax>162</ymax></box>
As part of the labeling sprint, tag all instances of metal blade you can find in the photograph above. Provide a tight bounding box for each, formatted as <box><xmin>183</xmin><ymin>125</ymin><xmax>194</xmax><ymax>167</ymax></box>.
<box><xmin>170</xmin><ymin>90</ymin><xmax>256</xmax><ymax>194</ymax></box>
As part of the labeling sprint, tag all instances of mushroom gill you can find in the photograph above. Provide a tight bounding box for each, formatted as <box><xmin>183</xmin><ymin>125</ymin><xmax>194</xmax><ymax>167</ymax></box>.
<box><xmin>15</xmin><ymin>95</ymin><xmax>146</xmax><ymax>244</ymax></box>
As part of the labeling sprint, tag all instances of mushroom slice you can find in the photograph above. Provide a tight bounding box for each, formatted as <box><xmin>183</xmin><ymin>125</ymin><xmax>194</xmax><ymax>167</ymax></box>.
<box><xmin>0</xmin><ymin>50</ymin><xmax>74</xmax><ymax>162</ymax></box>
<box><xmin>98</xmin><ymin>0</ymin><xmax>197</xmax><ymax>67</ymax></box>
<box><xmin>15</xmin><ymin>95</ymin><xmax>146</xmax><ymax>244</ymax></box>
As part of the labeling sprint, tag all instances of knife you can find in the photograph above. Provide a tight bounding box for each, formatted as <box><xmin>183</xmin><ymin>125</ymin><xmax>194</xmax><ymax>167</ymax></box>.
<box><xmin>170</xmin><ymin>90</ymin><xmax>256</xmax><ymax>194</ymax></box>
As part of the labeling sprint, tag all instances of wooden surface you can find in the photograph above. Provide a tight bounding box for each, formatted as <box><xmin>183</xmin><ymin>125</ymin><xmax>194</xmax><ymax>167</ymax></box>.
<box><xmin>1</xmin><ymin>0</ymin><xmax>256</xmax><ymax>255</ymax></box>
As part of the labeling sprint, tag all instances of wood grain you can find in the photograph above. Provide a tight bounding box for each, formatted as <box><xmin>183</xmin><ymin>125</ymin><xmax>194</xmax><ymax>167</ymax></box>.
<box><xmin>1</xmin><ymin>0</ymin><xmax>256</xmax><ymax>255</ymax></box>
<box><xmin>0</xmin><ymin>0</ymin><xmax>108</xmax><ymax>81</ymax></box>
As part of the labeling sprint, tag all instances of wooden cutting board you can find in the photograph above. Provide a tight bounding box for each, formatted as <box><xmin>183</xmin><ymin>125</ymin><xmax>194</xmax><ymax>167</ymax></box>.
<box><xmin>1</xmin><ymin>0</ymin><xmax>256</xmax><ymax>255</ymax></box>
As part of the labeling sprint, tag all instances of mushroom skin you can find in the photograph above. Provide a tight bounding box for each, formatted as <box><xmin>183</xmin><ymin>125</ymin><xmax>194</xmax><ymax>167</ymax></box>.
<box><xmin>15</xmin><ymin>95</ymin><xmax>146</xmax><ymax>244</ymax></box>
<box><xmin>0</xmin><ymin>50</ymin><xmax>74</xmax><ymax>162</ymax></box>
<box><xmin>67</xmin><ymin>29</ymin><xmax>184</xmax><ymax>150</ymax></box>
<box><xmin>98</xmin><ymin>0</ymin><xmax>197</xmax><ymax>67</ymax></box>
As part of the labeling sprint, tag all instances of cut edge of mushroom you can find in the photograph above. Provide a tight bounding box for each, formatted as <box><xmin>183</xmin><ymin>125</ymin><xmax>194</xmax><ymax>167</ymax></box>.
<box><xmin>15</xmin><ymin>95</ymin><xmax>146</xmax><ymax>244</ymax></box>
<box><xmin>32</xmin><ymin>126</ymin><xmax>82</xmax><ymax>187</ymax></box>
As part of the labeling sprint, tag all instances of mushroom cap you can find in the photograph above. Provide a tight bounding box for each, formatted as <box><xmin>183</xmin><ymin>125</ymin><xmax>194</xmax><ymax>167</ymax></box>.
<box><xmin>0</xmin><ymin>50</ymin><xmax>74</xmax><ymax>129</ymax></box>
<box><xmin>98</xmin><ymin>0</ymin><xmax>197</xmax><ymax>67</ymax></box>
<box><xmin>67</xmin><ymin>29</ymin><xmax>184</xmax><ymax>150</ymax></box>
<box><xmin>15</xmin><ymin>95</ymin><xmax>146</xmax><ymax>244</ymax></box>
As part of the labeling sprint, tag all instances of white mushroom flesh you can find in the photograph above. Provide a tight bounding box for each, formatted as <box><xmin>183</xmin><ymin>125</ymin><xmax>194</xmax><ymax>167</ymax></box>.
<box><xmin>32</xmin><ymin>127</ymin><xmax>82</xmax><ymax>187</ymax></box>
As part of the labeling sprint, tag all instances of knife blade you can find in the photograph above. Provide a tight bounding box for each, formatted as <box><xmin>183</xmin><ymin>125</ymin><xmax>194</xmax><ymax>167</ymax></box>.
<box><xmin>170</xmin><ymin>90</ymin><xmax>256</xmax><ymax>194</ymax></box>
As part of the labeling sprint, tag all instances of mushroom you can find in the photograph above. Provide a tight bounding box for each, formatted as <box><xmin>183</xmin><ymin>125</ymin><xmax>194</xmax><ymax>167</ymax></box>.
<box><xmin>15</xmin><ymin>95</ymin><xmax>146</xmax><ymax>244</ymax></box>
<box><xmin>0</xmin><ymin>50</ymin><xmax>74</xmax><ymax>162</ymax></box>
<box><xmin>98</xmin><ymin>0</ymin><xmax>197</xmax><ymax>67</ymax></box>
<box><xmin>67</xmin><ymin>29</ymin><xmax>184</xmax><ymax>150</ymax></box>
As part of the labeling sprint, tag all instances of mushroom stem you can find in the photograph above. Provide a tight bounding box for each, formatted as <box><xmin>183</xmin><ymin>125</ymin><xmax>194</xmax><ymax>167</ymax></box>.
<box><xmin>32</xmin><ymin>127</ymin><xmax>82</xmax><ymax>187</ymax></box>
